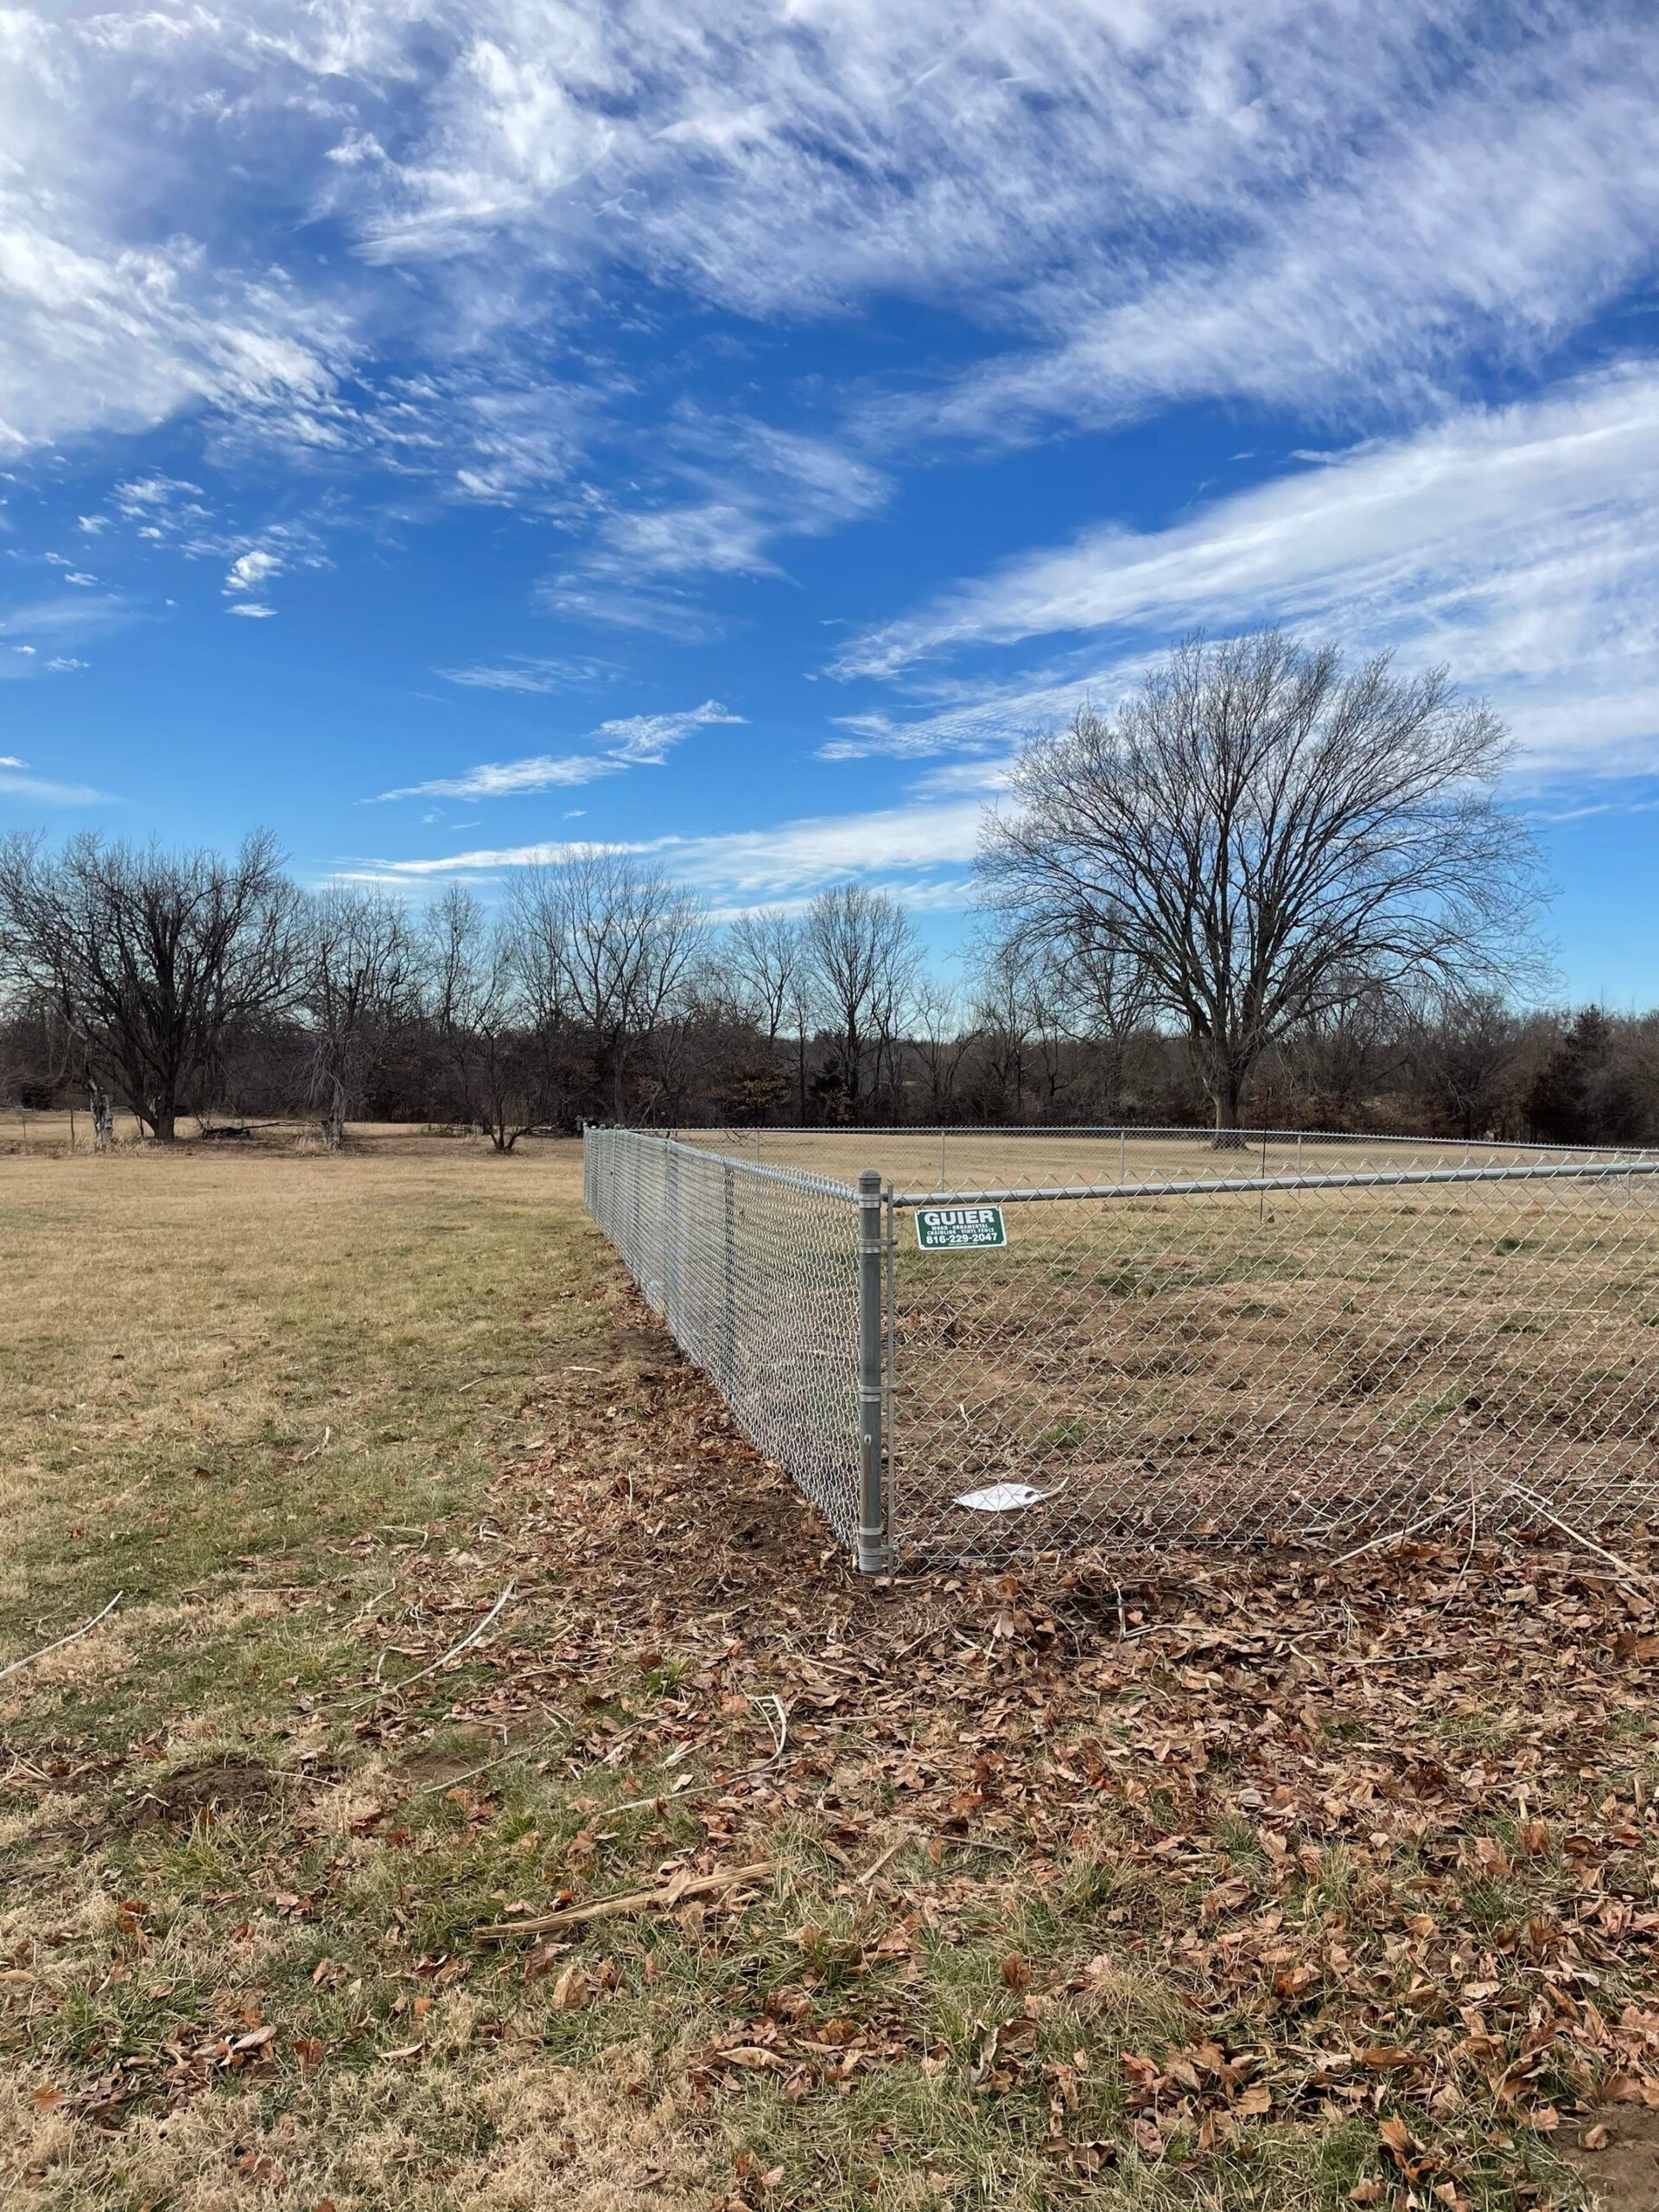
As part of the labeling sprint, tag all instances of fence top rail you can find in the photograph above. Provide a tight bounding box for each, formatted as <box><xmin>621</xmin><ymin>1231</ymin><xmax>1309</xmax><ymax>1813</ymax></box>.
<box><xmin>668</xmin><ymin>1122</ymin><xmax>1658</xmax><ymax>1160</ymax></box>
<box><xmin>594</xmin><ymin>1125</ymin><xmax>860</xmax><ymax>1202</ymax></box>
<box><xmin>889</xmin><ymin>1157</ymin><xmax>1659</xmax><ymax>1208</ymax></box>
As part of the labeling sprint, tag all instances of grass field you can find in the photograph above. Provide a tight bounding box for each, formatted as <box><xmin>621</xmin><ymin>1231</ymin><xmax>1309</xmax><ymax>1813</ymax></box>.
<box><xmin>6</xmin><ymin>1129</ymin><xmax>1659</xmax><ymax>2209</ymax></box>
<box><xmin>671</xmin><ymin>1128</ymin><xmax>1649</xmax><ymax>1197</ymax></box>
<box><xmin>0</xmin><ymin>1106</ymin><xmax>152</xmax><ymax>1154</ymax></box>
<box><xmin>891</xmin><ymin>1177</ymin><xmax>1659</xmax><ymax>1557</ymax></box>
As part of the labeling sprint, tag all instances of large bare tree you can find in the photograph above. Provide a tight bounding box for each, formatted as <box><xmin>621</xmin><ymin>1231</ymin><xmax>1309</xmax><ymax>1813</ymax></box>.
<box><xmin>511</xmin><ymin>851</ymin><xmax>704</xmax><ymax>1122</ymax></box>
<box><xmin>803</xmin><ymin>885</ymin><xmax>919</xmax><ymax>1122</ymax></box>
<box><xmin>0</xmin><ymin>829</ymin><xmax>298</xmax><ymax>1140</ymax></box>
<box><xmin>982</xmin><ymin>631</ymin><xmax>1545</xmax><ymax>1140</ymax></box>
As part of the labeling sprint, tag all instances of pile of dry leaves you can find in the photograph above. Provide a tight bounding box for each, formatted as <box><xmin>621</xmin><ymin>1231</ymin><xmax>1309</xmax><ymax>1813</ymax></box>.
<box><xmin>346</xmin><ymin>1281</ymin><xmax>1659</xmax><ymax>2201</ymax></box>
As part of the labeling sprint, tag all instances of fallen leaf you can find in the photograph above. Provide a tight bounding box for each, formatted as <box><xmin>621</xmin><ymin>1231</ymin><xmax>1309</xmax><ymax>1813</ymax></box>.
<box><xmin>551</xmin><ymin>1965</ymin><xmax>592</xmax><ymax>2012</ymax></box>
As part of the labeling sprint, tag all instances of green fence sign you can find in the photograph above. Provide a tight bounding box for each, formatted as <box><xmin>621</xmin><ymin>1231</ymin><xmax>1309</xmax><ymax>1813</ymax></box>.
<box><xmin>915</xmin><ymin>1205</ymin><xmax>1007</xmax><ymax>1250</ymax></box>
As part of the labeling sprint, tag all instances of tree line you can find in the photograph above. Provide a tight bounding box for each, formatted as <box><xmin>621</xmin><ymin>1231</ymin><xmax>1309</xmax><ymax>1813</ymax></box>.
<box><xmin>1</xmin><ymin>630</ymin><xmax>1643</xmax><ymax>1150</ymax></box>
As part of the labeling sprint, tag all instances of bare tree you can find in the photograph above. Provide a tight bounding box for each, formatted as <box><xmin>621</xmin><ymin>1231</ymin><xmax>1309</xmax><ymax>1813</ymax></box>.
<box><xmin>512</xmin><ymin>852</ymin><xmax>704</xmax><ymax>1122</ymax></box>
<box><xmin>982</xmin><ymin>631</ymin><xmax>1545</xmax><ymax>1141</ymax></box>
<box><xmin>425</xmin><ymin>887</ymin><xmax>537</xmax><ymax>1151</ymax></box>
<box><xmin>302</xmin><ymin>888</ymin><xmax>421</xmax><ymax>1150</ymax></box>
<box><xmin>802</xmin><ymin>886</ymin><xmax>919</xmax><ymax>1122</ymax></box>
<box><xmin>726</xmin><ymin>909</ymin><xmax>813</xmax><ymax>1122</ymax></box>
<box><xmin>0</xmin><ymin>830</ymin><xmax>298</xmax><ymax>1140</ymax></box>
<box><xmin>726</xmin><ymin>911</ymin><xmax>801</xmax><ymax>1047</ymax></box>
<box><xmin>972</xmin><ymin>943</ymin><xmax>1035</xmax><ymax>1122</ymax></box>
<box><xmin>1405</xmin><ymin>988</ymin><xmax>1522</xmax><ymax>1139</ymax></box>
<box><xmin>1052</xmin><ymin>940</ymin><xmax>1153</xmax><ymax>1123</ymax></box>
<box><xmin>912</xmin><ymin>979</ymin><xmax>978</xmax><ymax>1124</ymax></box>
<box><xmin>1275</xmin><ymin>978</ymin><xmax>1394</xmax><ymax>1128</ymax></box>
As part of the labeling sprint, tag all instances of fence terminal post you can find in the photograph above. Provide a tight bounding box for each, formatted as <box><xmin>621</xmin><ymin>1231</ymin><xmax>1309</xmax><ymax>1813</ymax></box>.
<box><xmin>856</xmin><ymin>1167</ymin><xmax>893</xmax><ymax>1575</ymax></box>
<box><xmin>721</xmin><ymin>1162</ymin><xmax>737</xmax><ymax>1394</ymax></box>
<box><xmin>664</xmin><ymin>1141</ymin><xmax>681</xmax><ymax>1332</ymax></box>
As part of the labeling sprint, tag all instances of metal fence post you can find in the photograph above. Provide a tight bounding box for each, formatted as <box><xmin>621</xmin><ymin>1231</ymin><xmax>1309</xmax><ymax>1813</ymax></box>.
<box><xmin>629</xmin><ymin>1132</ymin><xmax>642</xmax><ymax>1268</ymax></box>
<box><xmin>721</xmin><ymin>1160</ymin><xmax>737</xmax><ymax>1394</ymax></box>
<box><xmin>856</xmin><ymin>1167</ymin><xmax>893</xmax><ymax>1574</ymax></box>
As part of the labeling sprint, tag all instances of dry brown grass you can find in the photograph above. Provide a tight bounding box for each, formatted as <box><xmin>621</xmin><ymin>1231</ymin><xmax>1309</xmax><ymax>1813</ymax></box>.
<box><xmin>891</xmin><ymin>1178</ymin><xmax>1659</xmax><ymax>1554</ymax></box>
<box><xmin>673</xmin><ymin>1127</ymin><xmax>1617</xmax><ymax>1194</ymax></box>
<box><xmin>0</xmin><ymin>1128</ymin><xmax>583</xmax><ymax>1623</ymax></box>
<box><xmin>4</xmin><ymin>1129</ymin><xmax>1659</xmax><ymax>2211</ymax></box>
<box><xmin>3</xmin><ymin>1132</ymin><xmax>722</xmax><ymax>2210</ymax></box>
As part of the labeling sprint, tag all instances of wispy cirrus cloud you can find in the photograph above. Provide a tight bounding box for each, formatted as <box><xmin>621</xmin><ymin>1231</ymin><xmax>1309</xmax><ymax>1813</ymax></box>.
<box><xmin>9</xmin><ymin>3</ymin><xmax>1654</xmax><ymax>554</ymax></box>
<box><xmin>372</xmin><ymin>699</ymin><xmax>743</xmax><ymax>802</ymax></box>
<box><xmin>333</xmin><ymin>0</ymin><xmax>1659</xmax><ymax>449</ymax></box>
<box><xmin>0</xmin><ymin>591</ymin><xmax>131</xmax><ymax>665</ymax></box>
<box><xmin>537</xmin><ymin>417</ymin><xmax>892</xmax><ymax>631</ymax></box>
<box><xmin>439</xmin><ymin>654</ymin><xmax>618</xmax><ymax>696</ymax></box>
<box><xmin>836</xmin><ymin>361</ymin><xmax>1659</xmax><ymax>779</ymax></box>
<box><xmin>349</xmin><ymin>787</ymin><xmax>987</xmax><ymax>906</ymax></box>
<box><xmin>819</xmin><ymin>660</ymin><xmax>1160</xmax><ymax>761</ymax></box>
<box><xmin>0</xmin><ymin>753</ymin><xmax>108</xmax><ymax>804</ymax></box>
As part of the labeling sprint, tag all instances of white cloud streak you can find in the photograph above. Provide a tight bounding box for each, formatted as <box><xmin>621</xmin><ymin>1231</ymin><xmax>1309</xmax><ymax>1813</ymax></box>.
<box><xmin>439</xmin><ymin>655</ymin><xmax>618</xmax><ymax>695</ymax></box>
<box><xmin>352</xmin><ymin>791</ymin><xmax>985</xmax><ymax>903</ymax></box>
<box><xmin>373</xmin><ymin>699</ymin><xmax>743</xmax><ymax>801</ymax></box>
<box><xmin>818</xmin><ymin>657</ymin><xmax>1163</xmax><ymax>760</ymax></box>
<box><xmin>836</xmin><ymin>363</ymin><xmax>1659</xmax><ymax>778</ymax></box>
<box><xmin>3</xmin><ymin>3</ymin><xmax>1655</xmax><ymax>520</ymax></box>
<box><xmin>0</xmin><ymin>763</ymin><xmax>106</xmax><ymax>804</ymax></box>
<box><xmin>0</xmin><ymin>591</ymin><xmax>131</xmax><ymax>652</ymax></box>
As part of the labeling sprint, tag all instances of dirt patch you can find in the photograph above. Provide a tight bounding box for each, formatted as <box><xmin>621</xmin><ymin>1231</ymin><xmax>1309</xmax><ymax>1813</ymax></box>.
<box><xmin>540</xmin><ymin>1325</ymin><xmax>683</xmax><ymax>1382</ymax></box>
<box><xmin>393</xmin><ymin>1724</ymin><xmax>514</xmax><ymax>1789</ymax></box>
<box><xmin>719</xmin><ymin>1476</ymin><xmax>818</xmax><ymax>1565</ymax></box>
<box><xmin>1565</xmin><ymin>2109</ymin><xmax>1659</xmax><ymax>2211</ymax></box>
<box><xmin>128</xmin><ymin>1758</ymin><xmax>282</xmax><ymax>1829</ymax></box>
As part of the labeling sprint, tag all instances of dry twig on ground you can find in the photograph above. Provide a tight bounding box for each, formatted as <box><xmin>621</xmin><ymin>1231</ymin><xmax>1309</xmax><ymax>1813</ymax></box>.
<box><xmin>0</xmin><ymin>1592</ymin><xmax>122</xmax><ymax>1686</ymax></box>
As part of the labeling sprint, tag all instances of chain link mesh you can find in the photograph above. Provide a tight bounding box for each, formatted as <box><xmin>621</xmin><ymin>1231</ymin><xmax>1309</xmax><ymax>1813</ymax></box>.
<box><xmin>584</xmin><ymin>1127</ymin><xmax>865</xmax><ymax>1541</ymax></box>
<box><xmin>594</xmin><ymin>1128</ymin><xmax>1659</xmax><ymax>1565</ymax></box>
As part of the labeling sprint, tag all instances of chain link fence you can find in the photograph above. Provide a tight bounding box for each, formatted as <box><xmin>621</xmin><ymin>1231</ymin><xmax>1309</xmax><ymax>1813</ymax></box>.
<box><xmin>584</xmin><ymin>1126</ymin><xmax>871</xmax><ymax>1549</ymax></box>
<box><xmin>587</xmin><ymin>1126</ymin><xmax>1659</xmax><ymax>1568</ymax></box>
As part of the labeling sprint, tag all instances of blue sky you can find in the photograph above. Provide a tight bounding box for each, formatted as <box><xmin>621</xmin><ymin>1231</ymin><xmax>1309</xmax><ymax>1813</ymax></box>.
<box><xmin>4</xmin><ymin>1</ymin><xmax>1659</xmax><ymax>999</ymax></box>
